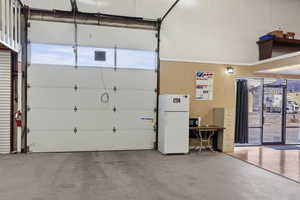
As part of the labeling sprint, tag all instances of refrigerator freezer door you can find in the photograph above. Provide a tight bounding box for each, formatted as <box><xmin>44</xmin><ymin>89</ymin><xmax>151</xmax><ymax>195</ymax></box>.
<box><xmin>158</xmin><ymin>111</ymin><xmax>189</xmax><ymax>154</ymax></box>
<box><xmin>159</xmin><ymin>94</ymin><xmax>189</xmax><ymax>112</ymax></box>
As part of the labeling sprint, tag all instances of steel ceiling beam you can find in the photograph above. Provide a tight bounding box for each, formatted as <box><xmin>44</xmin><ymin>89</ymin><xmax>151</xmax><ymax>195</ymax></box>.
<box><xmin>22</xmin><ymin>7</ymin><xmax>159</xmax><ymax>30</ymax></box>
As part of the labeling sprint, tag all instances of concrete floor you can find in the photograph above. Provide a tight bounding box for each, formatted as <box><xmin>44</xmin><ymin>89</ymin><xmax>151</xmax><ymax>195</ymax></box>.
<box><xmin>0</xmin><ymin>151</ymin><xmax>299</xmax><ymax>200</ymax></box>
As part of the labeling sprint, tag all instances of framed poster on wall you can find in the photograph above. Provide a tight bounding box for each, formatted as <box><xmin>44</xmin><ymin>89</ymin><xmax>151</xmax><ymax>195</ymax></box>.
<box><xmin>196</xmin><ymin>72</ymin><xmax>214</xmax><ymax>100</ymax></box>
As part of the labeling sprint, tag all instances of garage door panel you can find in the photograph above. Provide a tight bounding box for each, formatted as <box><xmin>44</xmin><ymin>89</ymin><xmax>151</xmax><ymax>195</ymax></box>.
<box><xmin>28</xmin><ymin>65</ymin><xmax>77</xmax><ymax>87</ymax></box>
<box><xmin>115</xmin><ymin>111</ymin><xmax>155</xmax><ymax>130</ymax></box>
<box><xmin>115</xmin><ymin>69</ymin><xmax>157</xmax><ymax>90</ymax></box>
<box><xmin>113</xmin><ymin>130</ymin><xmax>155</xmax><ymax>150</ymax></box>
<box><xmin>74</xmin><ymin>89</ymin><xmax>156</xmax><ymax>110</ymax></box>
<box><xmin>28</xmin><ymin>87</ymin><xmax>76</xmax><ymax>108</ymax></box>
<box><xmin>74</xmin><ymin>89</ymin><xmax>113</xmax><ymax>109</ymax></box>
<box><xmin>74</xmin><ymin>110</ymin><xmax>115</xmax><ymax>130</ymax></box>
<box><xmin>28</xmin><ymin>110</ymin><xmax>75</xmax><ymax>130</ymax></box>
<box><xmin>28</xmin><ymin>130</ymin><xmax>154</xmax><ymax>152</ymax></box>
<box><xmin>29</xmin><ymin>131</ymin><xmax>114</xmax><ymax>152</ymax></box>
<box><xmin>113</xmin><ymin>91</ymin><xmax>156</xmax><ymax>110</ymax></box>
<box><xmin>75</xmin><ymin>68</ymin><xmax>156</xmax><ymax>90</ymax></box>
<box><xmin>29</xmin><ymin>21</ymin><xmax>75</xmax><ymax>45</ymax></box>
<box><xmin>74</xmin><ymin>68</ymin><xmax>115</xmax><ymax>89</ymax></box>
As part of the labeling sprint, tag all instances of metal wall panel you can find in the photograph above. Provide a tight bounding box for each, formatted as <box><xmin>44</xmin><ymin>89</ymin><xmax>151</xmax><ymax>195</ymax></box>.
<box><xmin>27</xmin><ymin>64</ymin><xmax>157</xmax><ymax>152</ymax></box>
<box><xmin>0</xmin><ymin>50</ymin><xmax>11</xmax><ymax>154</ymax></box>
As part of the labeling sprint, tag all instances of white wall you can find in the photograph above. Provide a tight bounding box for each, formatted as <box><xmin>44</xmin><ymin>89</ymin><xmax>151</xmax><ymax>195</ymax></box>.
<box><xmin>23</xmin><ymin>0</ymin><xmax>300</xmax><ymax>63</ymax></box>
<box><xmin>160</xmin><ymin>0</ymin><xmax>300</xmax><ymax>63</ymax></box>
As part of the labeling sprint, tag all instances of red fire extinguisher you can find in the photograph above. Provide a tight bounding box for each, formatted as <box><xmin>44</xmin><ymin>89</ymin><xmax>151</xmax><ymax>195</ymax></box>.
<box><xmin>15</xmin><ymin>111</ymin><xmax>22</xmax><ymax>127</ymax></box>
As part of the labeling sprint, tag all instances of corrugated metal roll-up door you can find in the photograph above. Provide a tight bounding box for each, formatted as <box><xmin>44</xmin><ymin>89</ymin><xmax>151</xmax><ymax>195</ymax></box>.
<box><xmin>0</xmin><ymin>50</ymin><xmax>11</xmax><ymax>154</ymax></box>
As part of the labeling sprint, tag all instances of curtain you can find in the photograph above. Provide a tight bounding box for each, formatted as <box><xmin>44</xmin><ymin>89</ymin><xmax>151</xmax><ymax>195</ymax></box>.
<box><xmin>235</xmin><ymin>80</ymin><xmax>249</xmax><ymax>144</ymax></box>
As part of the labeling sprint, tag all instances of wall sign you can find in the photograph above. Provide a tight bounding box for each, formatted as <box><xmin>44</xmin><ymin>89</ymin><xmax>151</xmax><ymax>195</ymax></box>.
<box><xmin>196</xmin><ymin>72</ymin><xmax>214</xmax><ymax>100</ymax></box>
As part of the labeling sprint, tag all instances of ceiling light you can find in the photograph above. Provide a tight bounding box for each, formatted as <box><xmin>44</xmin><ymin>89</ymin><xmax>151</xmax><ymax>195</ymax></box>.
<box><xmin>226</xmin><ymin>66</ymin><xmax>234</xmax><ymax>74</ymax></box>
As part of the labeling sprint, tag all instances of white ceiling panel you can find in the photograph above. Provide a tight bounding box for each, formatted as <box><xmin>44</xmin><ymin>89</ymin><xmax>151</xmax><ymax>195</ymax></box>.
<box><xmin>22</xmin><ymin>0</ymin><xmax>71</xmax><ymax>10</ymax></box>
<box><xmin>135</xmin><ymin>0</ymin><xmax>176</xmax><ymax>19</ymax></box>
<box><xmin>77</xmin><ymin>0</ymin><xmax>137</xmax><ymax>16</ymax></box>
<box><xmin>22</xmin><ymin>0</ymin><xmax>176</xmax><ymax>19</ymax></box>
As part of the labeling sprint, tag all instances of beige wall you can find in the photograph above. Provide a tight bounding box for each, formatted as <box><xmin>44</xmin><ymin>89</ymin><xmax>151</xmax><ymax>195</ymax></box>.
<box><xmin>252</xmin><ymin>55</ymin><xmax>300</xmax><ymax>72</ymax></box>
<box><xmin>160</xmin><ymin>60</ymin><xmax>300</xmax><ymax>152</ymax></box>
<box><xmin>160</xmin><ymin>61</ymin><xmax>252</xmax><ymax>124</ymax></box>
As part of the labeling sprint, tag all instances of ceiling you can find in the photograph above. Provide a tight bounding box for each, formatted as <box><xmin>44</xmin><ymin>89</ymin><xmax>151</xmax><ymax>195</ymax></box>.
<box><xmin>21</xmin><ymin>0</ymin><xmax>177</xmax><ymax>19</ymax></box>
<box><xmin>257</xmin><ymin>65</ymin><xmax>300</xmax><ymax>75</ymax></box>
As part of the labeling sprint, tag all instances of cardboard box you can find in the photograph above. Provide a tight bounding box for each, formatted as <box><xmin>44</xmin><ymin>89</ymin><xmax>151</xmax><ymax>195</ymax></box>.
<box><xmin>268</xmin><ymin>30</ymin><xmax>284</xmax><ymax>38</ymax></box>
<box><xmin>287</xmin><ymin>32</ymin><xmax>295</xmax><ymax>39</ymax></box>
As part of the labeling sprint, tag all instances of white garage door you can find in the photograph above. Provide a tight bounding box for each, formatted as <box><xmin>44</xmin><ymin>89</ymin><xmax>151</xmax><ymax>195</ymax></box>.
<box><xmin>27</xmin><ymin>21</ymin><xmax>157</xmax><ymax>152</ymax></box>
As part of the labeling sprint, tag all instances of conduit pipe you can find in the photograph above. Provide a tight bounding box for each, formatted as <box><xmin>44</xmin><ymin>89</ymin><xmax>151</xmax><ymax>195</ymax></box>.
<box><xmin>23</xmin><ymin>7</ymin><xmax>159</xmax><ymax>31</ymax></box>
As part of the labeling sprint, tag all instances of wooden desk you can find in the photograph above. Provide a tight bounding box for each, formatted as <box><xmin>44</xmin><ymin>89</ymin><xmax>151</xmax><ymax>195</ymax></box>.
<box><xmin>189</xmin><ymin>126</ymin><xmax>225</xmax><ymax>152</ymax></box>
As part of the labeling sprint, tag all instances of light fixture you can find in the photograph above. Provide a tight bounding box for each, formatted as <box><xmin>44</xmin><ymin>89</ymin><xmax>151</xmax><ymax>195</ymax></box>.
<box><xmin>226</xmin><ymin>66</ymin><xmax>234</xmax><ymax>74</ymax></box>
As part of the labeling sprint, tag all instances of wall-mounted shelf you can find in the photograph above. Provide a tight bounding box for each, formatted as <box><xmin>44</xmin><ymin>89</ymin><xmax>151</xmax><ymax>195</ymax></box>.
<box><xmin>257</xmin><ymin>38</ymin><xmax>300</xmax><ymax>60</ymax></box>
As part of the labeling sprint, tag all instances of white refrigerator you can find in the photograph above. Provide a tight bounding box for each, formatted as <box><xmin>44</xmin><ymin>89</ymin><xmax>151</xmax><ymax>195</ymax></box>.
<box><xmin>158</xmin><ymin>94</ymin><xmax>190</xmax><ymax>154</ymax></box>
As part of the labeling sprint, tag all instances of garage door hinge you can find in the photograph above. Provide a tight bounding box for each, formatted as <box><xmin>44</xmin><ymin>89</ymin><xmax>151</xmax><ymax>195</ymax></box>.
<box><xmin>154</xmin><ymin>108</ymin><xmax>157</xmax><ymax>113</ymax></box>
<box><xmin>74</xmin><ymin>106</ymin><xmax>78</xmax><ymax>112</ymax></box>
<box><xmin>113</xmin><ymin>86</ymin><xmax>117</xmax><ymax>92</ymax></box>
<box><xmin>154</xmin><ymin>88</ymin><xmax>157</xmax><ymax>93</ymax></box>
<box><xmin>27</xmin><ymin>106</ymin><xmax>31</xmax><ymax>112</ymax></box>
<box><xmin>27</xmin><ymin>128</ymin><xmax>30</xmax><ymax>134</ymax></box>
<box><xmin>113</xmin><ymin>127</ymin><xmax>116</xmax><ymax>133</ymax></box>
<box><xmin>113</xmin><ymin>107</ymin><xmax>117</xmax><ymax>112</ymax></box>
<box><xmin>74</xmin><ymin>85</ymin><xmax>78</xmax><ymax>91</ymax></box>
<box><xmin>154</xmin><ymin>125</ymin><xmax>158</xmax><ymax>132</ymax></box>
<box><xmin>27</xmin><ymin>84</ymin><xmax>31</xmax><ymax>89</ymax></box>
<box><xmin>74</xmin><ymin>127</ymin><xmax>78</xmax><ymax>134</ymax></box>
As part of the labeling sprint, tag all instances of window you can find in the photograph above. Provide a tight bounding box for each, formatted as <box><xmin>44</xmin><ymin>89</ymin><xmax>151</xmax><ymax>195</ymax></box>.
<box><xmin>247</xmin><ymin>79</ymin><xmax>263</xmax><ymax>145</ymax></box>
<box><xmin>30</xmin><ymin>43</ymin><xmax>74</xmax><ymax>65</ymax></box>
<box><xmin>117</xmin><ymin>49</ymin><xmax>157</xmax><ymax>69</ymax></box>
<box><xmin>31</xmin><ymin>43</ymin><xmax>157</xmax><ymax>70</ymax></box>
<box><xmin>286</xmin><ymin>80</ymin><xmax>300</xmax><ymax>144</ymax></box>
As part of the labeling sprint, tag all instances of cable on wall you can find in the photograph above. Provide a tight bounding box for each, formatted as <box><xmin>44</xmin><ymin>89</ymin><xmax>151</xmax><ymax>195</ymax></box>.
<box><xmin>72</xmin><ymin>0</ymin><xmax>78</xmax><ymax>68</ymax></box>
<box><xmin>161</xmin><ymin>0</ymin><xmax>180</xmax><ymax>23</ymax></box>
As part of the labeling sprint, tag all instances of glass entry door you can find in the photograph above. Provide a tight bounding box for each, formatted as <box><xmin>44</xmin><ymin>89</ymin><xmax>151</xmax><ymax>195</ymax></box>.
<box><xmin>262</xmin><ymin>86</ymin><xmax>284</xmax><ymax>144</ymax></box>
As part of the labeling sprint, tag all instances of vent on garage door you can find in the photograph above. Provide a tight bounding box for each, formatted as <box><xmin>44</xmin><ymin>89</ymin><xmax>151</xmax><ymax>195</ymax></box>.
<box><xmin>0</xmin><ymin>50</ymin><xmax>11</xmax><ymax>154</ymax></box>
